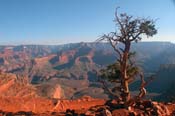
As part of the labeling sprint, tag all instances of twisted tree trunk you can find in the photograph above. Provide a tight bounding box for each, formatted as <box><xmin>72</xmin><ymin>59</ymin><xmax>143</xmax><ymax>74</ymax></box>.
<box><xmin>121</xmin><ymin>42</ymin><xmax>131</xmax><ymax>107</ymax></box>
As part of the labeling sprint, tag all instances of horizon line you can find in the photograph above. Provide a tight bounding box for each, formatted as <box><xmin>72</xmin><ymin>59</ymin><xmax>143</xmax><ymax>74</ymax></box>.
<box><xmin>0</xmin><ymin>41</ymin><xmax>173</xmax><ymax>46</ymax></box>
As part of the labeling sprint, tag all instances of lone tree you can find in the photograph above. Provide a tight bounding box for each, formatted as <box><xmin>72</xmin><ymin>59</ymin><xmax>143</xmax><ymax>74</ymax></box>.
<box><xmin>99</xmin><ymin>9</ymin><xmax>157</xmax><ymax>108</ymax></box>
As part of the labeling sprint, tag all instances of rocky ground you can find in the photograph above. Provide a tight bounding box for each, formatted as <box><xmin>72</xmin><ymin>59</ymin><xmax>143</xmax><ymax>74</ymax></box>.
<box><xmin>0</xmin><ymin>96</ymin><xmax>175</xmax><ymax>116</ymax></box>
<box><xmin>1</xmin><ymin>44</ymin><xmax>175</xmax><ymax>115</ymax></box>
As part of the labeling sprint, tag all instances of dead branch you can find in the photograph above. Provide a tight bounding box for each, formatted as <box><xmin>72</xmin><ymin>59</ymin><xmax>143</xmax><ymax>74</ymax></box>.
<box><xmin>100</xmin><ymin>79</ymin><xmax>122</xmax><ymax>101</ymax></box>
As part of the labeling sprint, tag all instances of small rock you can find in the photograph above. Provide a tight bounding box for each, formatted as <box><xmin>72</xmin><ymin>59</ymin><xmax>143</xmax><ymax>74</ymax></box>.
<box><xmin>152</xmin><ymin>101</ymin><xmax>158</xmax><ymax>105</ymax></box>
<box><xmin>129</xmin><ymin>111</ymin><xmax>137</xmax><ymax>116</ymax></box>
<box><xmin>85</xmin><ymin>110</ymin><xmax>94</xmax><ymax>115</ymax></box>
<box><xmin>112</xmin><ymin>109</ymin><xmax>129</xmax><ymax>116</ymax></box>
<box><xmin>101</xmin><ymin>109</ymin><xmax>112</xmax><ymax>116</ymax></box>
<box><xmin>146</xmin><ymin>107</ymin><xmax>151</xmax><ymax>111</ymax></box>
<box><xmin>167</xmin><ymin>102</ymin><xmax>172</xmax><ymax>105</ymax></box>
<box><xmin>139</xmin><ymin>105</ymin><xmax>144</xmax><ymax>109</ymax></box>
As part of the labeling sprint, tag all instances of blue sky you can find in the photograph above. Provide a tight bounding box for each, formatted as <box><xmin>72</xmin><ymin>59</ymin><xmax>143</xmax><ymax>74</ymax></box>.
<box><xmin>0</xmin><ymin>0</ymin><xmax>175</xmax><ymax>45</ymax></box>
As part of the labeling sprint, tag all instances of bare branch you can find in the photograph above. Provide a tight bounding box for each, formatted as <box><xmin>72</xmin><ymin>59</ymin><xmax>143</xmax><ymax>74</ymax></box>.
<box><xmin>138</xmin><ymin>73</ymin><xmax>146</xmax><ymax>98</ymax></box>
<box><xmin>100</xmin><ymin>79</ymin><xmax>122</xmax><ymax>100</ymax></box>
<box><xmin>130</xmin><ymin>32</ymin><xmax>142</xmax><ymax>41</ymax></box>
<box><xmin>115</xmin><ymin>8</ymin><xmax>126</xmax><ymax>40</ymax></box>
<box><xmin>111</xmin><ymin>80</ymin><xmax>121</xmax><ymax>83</ymax></box>
<box><xmin>100</xmin><ymin>34</ymin><xmax>123</xmax><ymax>62</ymax></box>
<box><xmin>108</xmin><ymin>37</ymin><xmax>122</xmax><ymax>61</ymax></box>
<box><xmin>137</xmin><ymin>73</ymin><xmax>154</xmax><ymax>99</ymax></box>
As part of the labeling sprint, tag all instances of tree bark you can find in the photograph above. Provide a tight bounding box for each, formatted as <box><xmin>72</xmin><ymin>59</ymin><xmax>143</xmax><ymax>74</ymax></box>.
<box><xmin>121</xmin><ymin>41</ymin><xmax>131</xmax><ymax>106</ymax></box>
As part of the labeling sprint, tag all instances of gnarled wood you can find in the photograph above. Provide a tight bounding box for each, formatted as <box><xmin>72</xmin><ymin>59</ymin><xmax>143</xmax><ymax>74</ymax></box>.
<box><xmin>99</xmin><ymin>8</ymin><xmax>157</xmax><ymax>108</ymax></box>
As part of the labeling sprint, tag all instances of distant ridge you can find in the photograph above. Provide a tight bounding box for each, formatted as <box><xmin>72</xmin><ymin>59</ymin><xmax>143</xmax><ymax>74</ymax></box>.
<box><xmin>0</xmin><ymin>42</ymin><xmax>175</xmax><ymax>100</ymax></box>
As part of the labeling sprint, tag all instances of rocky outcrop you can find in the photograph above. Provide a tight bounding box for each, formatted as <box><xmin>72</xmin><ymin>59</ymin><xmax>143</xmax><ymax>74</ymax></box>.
<box><xmin>52</xmin><ymin>85</ymin><xmax>63</xmax><ymax>99</ymax></box>
<box><xmin>54</xmin><ymin>96</ymin><xmax>106</xmax><ymax>112</ymax></box>
<box><xmin>0</xmin><ymin>95</ymin><xmax>174</xmax><ymax>115</ymax></box>
<box><xmin>0</xmin><ymin>73</ymin><xmax>38</xmax><ymax>97</ymax></box>
<box><xmin>0</xmin><ymin>73</ymin><xmax>64</xmax><ymax>99</ymax></box>
<box><xmin>0</xmin><ymin>96</ymin><xmax>105</xmax><ymax>114</ymax></box>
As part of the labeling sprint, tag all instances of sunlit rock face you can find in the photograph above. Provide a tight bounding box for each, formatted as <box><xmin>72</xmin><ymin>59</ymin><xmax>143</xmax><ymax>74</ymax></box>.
<box><xmin>0</xmin><ymin>42</ymin><xmax>175</xmax><ymax>100</ymax></box>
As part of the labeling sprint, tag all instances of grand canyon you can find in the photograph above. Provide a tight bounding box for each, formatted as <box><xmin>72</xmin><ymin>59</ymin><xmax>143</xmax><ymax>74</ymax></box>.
<box><xmin>0</xmin><ymin>42</ymin><xmax>175</xmax><ymax>115</ymax></box>
<box><xmin>1</xmin><ymin>0</ymin><xmax>175</xmax><ymax>115</ymax></box>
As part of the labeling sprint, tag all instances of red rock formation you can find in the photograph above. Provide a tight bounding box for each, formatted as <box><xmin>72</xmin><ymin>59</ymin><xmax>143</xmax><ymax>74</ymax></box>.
<box><xmin>0</xmin><ymin>73</ymin><xmax>38</xmax><ymax>97</ymax></box>
<box><xmin>53</xmin><ymin>85</ymin><xmax>62</xmax><ymax>99</ymax></box>
<box><xmin>0</xmin><ymin>96</ymin><xmax>105</xmax><ymax>113</ymax></box>
<box><xmin>59</xmin><ymin>50</ymin><xmax>76</xmax><ymax>64</ymax></box>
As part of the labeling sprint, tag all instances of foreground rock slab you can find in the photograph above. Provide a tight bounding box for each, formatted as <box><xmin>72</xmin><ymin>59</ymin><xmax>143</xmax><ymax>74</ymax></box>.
<box><xmin>0</xmin><ymin>96</ymin><xmax>105</xmax><ymax>113</ymax></box>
